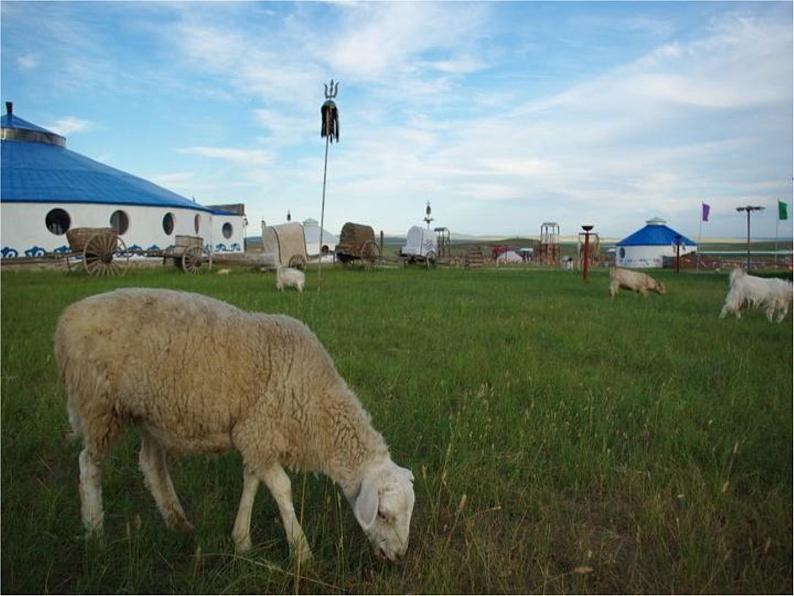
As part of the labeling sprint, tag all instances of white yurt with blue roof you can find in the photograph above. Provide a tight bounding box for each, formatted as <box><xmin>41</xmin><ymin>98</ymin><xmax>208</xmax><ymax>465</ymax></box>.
<box><xmin>615</xmin><ymin>217</ymin><xmax>696</xmax><ymax>268</ymax></box>
<box><xmin>0</xmin><ymin>103</ymin><xmax>244</xmax><ymax>258</ymax></box>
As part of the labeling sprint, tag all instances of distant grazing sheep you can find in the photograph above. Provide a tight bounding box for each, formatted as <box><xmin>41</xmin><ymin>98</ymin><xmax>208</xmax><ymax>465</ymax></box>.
<box><xmin>54</xmin><ymin>288</ymin><xmax>415</xmax><ymax>563</ymax></box>
<box><xmin>719</xmin><ymin>267</ymin><xmax>792</xmax><ymax>322</ymax></box>
<box><xmin>276</xmin><ymin>266</ymin><xmax>305</xmax><ymax>293</ymax></box>
<box><xmin>609</xmin><ymin>267</ymin><xmax>667</xmax><ymax>299</ymax></box>
<box><xmin>216</xmin><ymin>268</ymin><xmax>232</xmax><ymax>275</ymax></box>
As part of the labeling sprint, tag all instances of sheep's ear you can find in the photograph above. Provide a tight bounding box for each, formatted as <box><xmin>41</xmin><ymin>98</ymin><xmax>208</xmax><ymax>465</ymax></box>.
<box><xmin>354</xmin><ymin>481</ymin><xmax>379</xmax><ymax>530</ymax></box>
<box><xmin>396</xmin><ymin>465</ymin><xmax>414</xmax><ymax>484</ymax></box>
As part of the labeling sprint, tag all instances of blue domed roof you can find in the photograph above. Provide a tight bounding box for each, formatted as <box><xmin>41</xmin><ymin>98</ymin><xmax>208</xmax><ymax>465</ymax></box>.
<box><xmin>617</xmin><ymin>218</ymin><xmax>695</xmax><ymax>246</ymax></box>
<box><xmin>1</xmin><ymin>107</ymin><xmax>211</xmax><ymax>213</ymax></box>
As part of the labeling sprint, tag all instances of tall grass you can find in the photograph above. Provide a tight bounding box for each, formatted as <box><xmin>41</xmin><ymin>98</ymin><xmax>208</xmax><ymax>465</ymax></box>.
<box><xmin>1</xmin><ymin>265</ymin><xmax>791</xmax><ymax>593</ymax></box>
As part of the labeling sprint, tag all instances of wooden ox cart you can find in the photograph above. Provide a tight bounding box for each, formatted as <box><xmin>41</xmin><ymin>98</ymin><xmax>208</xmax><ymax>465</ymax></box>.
<box><xmin>335</xmin><ymin>222</ymin><xmax>381</xmax><ymax>266</ymax></box>
<box><xmin>161</xmin><ymin>235</ymin><xmax>213</xmax><ymax>273</ymax></box>
<box><xmin>65</xmin><ymin>227</ymin><xmax>130</xmax><ymax>276</ymax></box>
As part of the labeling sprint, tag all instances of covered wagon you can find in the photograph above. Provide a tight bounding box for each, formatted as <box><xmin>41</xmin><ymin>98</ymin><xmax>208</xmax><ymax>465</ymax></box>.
<box><xmin>335</xmin><ymin>222</ymin><xmax>380</xmax><ymax>265</ymax></box>
<box><xmin>400</xmin><ymin>226</ymin><xmax>438</xmax><ymax>267</ymax></box>
<box><xmin>261</xmin><ymin>222</ymin><xmax>308</xmax><ymax>269</ymax></box>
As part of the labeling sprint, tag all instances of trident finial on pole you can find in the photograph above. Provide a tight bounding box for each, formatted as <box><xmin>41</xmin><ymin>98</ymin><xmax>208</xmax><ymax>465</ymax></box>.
<box><xmin>324</xmin><ymin>79</ymin><xmax>339</xmax><ymax>99</ymax></box>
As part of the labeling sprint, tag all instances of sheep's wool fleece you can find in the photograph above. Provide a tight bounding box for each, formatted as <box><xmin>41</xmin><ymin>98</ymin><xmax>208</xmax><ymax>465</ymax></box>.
<box><xmin>55</xmin><ymin>288</ymin><xmax>388</xmax><ymax>483</ymax></box>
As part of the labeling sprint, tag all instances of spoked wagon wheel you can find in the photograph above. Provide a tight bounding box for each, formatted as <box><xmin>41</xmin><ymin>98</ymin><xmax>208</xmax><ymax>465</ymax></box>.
<box><xmin>83</xmin><ymin>233</ymin><xmax>129</xmax><ymax>276</ymax></box>
<box><xmin>181</xmin><ymin>245</ymin><xmax>209</xmax><ymax>273</ymax></box>
<box><xmin>360</xmin><ymin>240</ymin><xmax>380</xmax><ymax>268</ymax></box>
<box><xmin>288</xmin><ymin>254</ymin><xmax>307</xmax><ymax>270</ymax></box>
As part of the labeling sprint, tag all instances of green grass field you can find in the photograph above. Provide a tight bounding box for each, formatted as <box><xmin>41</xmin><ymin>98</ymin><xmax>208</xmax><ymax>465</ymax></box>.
<box><xmin>1</xmin><ymin>265</ymin><xmax>791</xmax><ymax>594</ymax></box>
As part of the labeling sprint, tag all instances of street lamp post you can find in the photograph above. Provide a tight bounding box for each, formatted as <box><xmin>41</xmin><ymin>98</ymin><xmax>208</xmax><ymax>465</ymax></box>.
<box><xmin>674</xmin><ymin>234</ymin><xmax>681</xmax><ymax>273</ymax></box>
<box><xmin>736</xmin><ymin>205</ymin><xmax>765</xmax><ymax>270</ymax></box>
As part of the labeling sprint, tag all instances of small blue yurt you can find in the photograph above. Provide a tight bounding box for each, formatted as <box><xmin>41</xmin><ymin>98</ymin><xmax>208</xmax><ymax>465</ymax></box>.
<box><xmin>616</xmin><ymin>217</ymin><xmax>696</xmax><ymax>268</ymax></box>
<box><xmin>1</xmin><ymin>103</ymin><xmax>245</xmax><ymax>259</ymax></box>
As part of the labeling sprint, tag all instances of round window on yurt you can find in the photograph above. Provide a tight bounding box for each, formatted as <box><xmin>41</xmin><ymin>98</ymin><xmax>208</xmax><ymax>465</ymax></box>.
<box><xmin>110</xmin><ymin>210</ymin><xmax>129</xmax><ymax>235</ymax></box>
<box><xmin>619</xmin><ymin>247</ymin><xmax>626</xmax><ymax>258</ymax></box>
<box><xmin>162</xmin><ymin>213</ymin><xmax>175</xmax><ymax>235</ymax></box>
<box><xmin>222</xmin><ymin>222</ymin><xmax>233</xmax><ymax>239</ymax></box>
<box><xmin>194</xmin><ymin>214</ymin><xmax>201</xmax><ymax>234</ymax></box>
<box><xmin>45</xmin><ymin>208</ymin><xmax>71</xmax><ymax>235</ymax></box>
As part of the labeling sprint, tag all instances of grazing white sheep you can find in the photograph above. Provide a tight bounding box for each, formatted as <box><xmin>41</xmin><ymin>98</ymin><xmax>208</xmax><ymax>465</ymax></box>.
<box><xmin>276</xmin><ymin>266</ymin><xmax>305</xmax><ymax>293</ymax></box>
<box><xmin>54</xmin><ymin>288</ymin><xmax>414</xmax><ymax>563</ymax></box>
<box><xmin>719</xmin><ymin>267</ymin><xmax>792</xmax><ymax>322</ymax></box>
<box><xmin>216</xmin><ymin>268</ymin><xmax>232</xmax><ymax>275</ymax></box>
<box><xmin>609</xmin><ymin>267</ymin><xmax>667</xmax><ymax>299</ymax></box>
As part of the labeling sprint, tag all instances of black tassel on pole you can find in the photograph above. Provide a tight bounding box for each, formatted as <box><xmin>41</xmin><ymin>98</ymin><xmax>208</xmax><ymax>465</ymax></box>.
<box><xmin>321</xmin><ymin>79</ymin><xmax>340</xmax><ymax>143</ymax></box>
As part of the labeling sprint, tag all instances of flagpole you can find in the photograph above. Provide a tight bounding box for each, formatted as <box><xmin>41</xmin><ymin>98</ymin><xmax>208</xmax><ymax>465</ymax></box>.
<box><xmin>697</xmin><ymin>207</ymin><xmax>703</xmax><ymax>272</ymax></box>
<box><xmin>775</xmin><ymin>201</ymin><xmax>779</xmax><ymax>269</ymax></box>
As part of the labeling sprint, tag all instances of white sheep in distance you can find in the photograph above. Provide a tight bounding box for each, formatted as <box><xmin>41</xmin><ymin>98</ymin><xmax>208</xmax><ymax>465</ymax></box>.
<box><xmin>719</xmin><ymin>267</ymin><xmax>792</xmax><ymax>322</ymax></box>
<box><xmin>609</xmin><ymin>267</ymin><xmax>667</xmax><ymax>299</ymax></box>
<box><xmin>54</xmin><ymin>288</ymin><xmax>415</xmax><ymax>563</ymax></box>
<box><xmin>276</xmin><ymin>266</ymin><xmax>305</xmax><ymax>293</ymax></box>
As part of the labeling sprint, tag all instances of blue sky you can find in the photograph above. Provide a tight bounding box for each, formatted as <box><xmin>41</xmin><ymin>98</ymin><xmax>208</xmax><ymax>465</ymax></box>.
<box><xmin>2</xmin><ymin>1</ymin><xmax>792</xmax><ymax>239</ymax></box>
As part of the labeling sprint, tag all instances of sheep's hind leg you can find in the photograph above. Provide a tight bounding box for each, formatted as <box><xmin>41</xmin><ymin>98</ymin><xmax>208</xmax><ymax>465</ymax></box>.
<box><xmin>79</xmin><ymin>448</ymin><xmax>105</xmax><ymax>538</ymax></box>
<box><xmin>232</xmin><ymin>466</ymin><xmax>260</xmax><ymax>553</ymax></box>
<box><xmin>259</xmin><ymin>463</ymin><xmax>312</xmax><ymax>563</ymax></box>
<box><xmin>139</xmin><ymin>429</ymin><xmax>193</xmax><ymax>531</ymax></box>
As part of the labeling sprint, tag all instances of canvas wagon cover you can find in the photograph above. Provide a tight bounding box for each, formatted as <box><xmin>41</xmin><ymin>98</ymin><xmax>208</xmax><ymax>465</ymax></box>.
<box><xmin>336</xmin><ymin>222</ymin><xmax>375</xmax><ymax>255</ymax></box>
<box><xmin>401</xmin><ymin>226</ymin><xmax>437</xmax><ymax>257</ymax></box>
<box><xmin>262</xmin><ymin>222</ymin><xmax>307</xmax><ymax>267</ymax></box>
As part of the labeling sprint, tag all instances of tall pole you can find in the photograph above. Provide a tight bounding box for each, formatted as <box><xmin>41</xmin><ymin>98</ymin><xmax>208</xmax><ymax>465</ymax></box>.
<box><xmin>736</xmin><ymin>205</ymin><xmax>764</xmax><ymax>271</ymax></box>
<box><xmin>775</xmin><ymin>204</ymin><xmax>779</xmax><ymax>268</ymax></box>
<box><xmin>745</xmin><ymin>209</ymin><xmax>750</xmax><ymax>269</ymax></box>
<box><xmin>318</xmin><ymin>134</ymin><xmax>329</xmax><ymax>286</ymax></box>
<box><xmin>581</xmin><ymin>225</ymin><xmax>593</xmax><ymax>282</ymax></box>
<box><xmin>696</xmin><ymin>214</ymin><xmax>702</xmax><ymax>272</ymax></box>
<box><xmin>675</xmin><ymin>235</ymin><xmax>681</xmax><ymax>273</ymax></box>
<box><xmin>318</xmin><ymin>79</ymin><xmax>340</xmax><ymax>288</ymax></box>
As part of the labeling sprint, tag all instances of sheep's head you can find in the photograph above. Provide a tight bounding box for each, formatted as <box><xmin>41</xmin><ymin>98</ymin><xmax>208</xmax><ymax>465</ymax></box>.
<box><xmin>656</xmin><ymin>281</ymin><xmax>667</xmax><ymax>295</ymax></box>
<box><xmin>352</xmin><ymin>460</ymin><xmax>415</xmax><ymax>562</ymax></box>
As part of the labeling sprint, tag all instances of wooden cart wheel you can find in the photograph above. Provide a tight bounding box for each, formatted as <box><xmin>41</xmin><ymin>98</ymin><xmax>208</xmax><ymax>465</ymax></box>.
<box><xmin>83</xmin><ymin>232</ymin><xmax>128</xmax><ymax>276</ymax></box>
<box><xmin>288</xmin><ymin>254</ymin><xmax>307</xmax><ymax>270</ymax></box>
<box><xmin>181</xmin><ymin>245</ymin><xmax>205</xmax><ymax>273</ymax></box>
<box><xmin>360</xmin><ymin>240</ymin><xmax>380</xmax><ymax>267</ymax></box>
<box><xmin>425</xmin><ymin>250</ymin><xmax>437</xmax><ymax>269</ymax></box>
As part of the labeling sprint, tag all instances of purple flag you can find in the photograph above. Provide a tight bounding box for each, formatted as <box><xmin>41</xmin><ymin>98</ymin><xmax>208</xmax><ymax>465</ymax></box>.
<box><xmin>701</xmin><ymin>202</ymin><xmax>710</xmax><ymax>222</ymax></box>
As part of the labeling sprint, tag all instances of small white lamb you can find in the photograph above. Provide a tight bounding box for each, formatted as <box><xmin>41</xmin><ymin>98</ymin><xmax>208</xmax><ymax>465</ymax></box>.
<box><xmin>54</xmin><ymin>288</ymin><xmax>414</xmax><ymax>563</ymax></box>
<box><xmin>719</xmin><ymin>267</ymin><xmax>792</xmax><ymax>322</ymax></box>
<box><xmin>276</xmin><ymin>266</ymin><xmax>305</xmax><ymax>293</ymax></box>
<box><xmin>609</xmin><ymin>267</ymin><xmax>666</xmax><ymax>299</ymax></box>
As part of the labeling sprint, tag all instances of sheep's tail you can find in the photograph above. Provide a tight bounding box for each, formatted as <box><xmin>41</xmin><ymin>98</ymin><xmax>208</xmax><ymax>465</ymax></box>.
<box><xmin>66</xmin><ymin>397</ymin><xmax>83</xmax><ymax>443</ymax></box>
<box><xmin>54</xmin><ymin>311</ymin><xmax>84</xmax><ymax>443</ymax></box>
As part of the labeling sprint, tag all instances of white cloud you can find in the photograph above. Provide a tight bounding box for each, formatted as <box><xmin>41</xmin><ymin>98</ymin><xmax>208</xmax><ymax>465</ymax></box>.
<box><xmin>179</xmin><ymin>146</ymin><xmax>273</xmax><ymax>167</ymax></box>
<box><xmin>149</xmin><ymin>171</ymin><xmax>196</xmax><ymax>187</ymax></box>
<box><xmin>48</xmin><ymin>116</ymin><xmax>93</xmax><ymax>135</ymax></box>
<box><xmin>16</xmin><ymin>53</ymin><xmax>38</xmax><ymax>70</ymax></box>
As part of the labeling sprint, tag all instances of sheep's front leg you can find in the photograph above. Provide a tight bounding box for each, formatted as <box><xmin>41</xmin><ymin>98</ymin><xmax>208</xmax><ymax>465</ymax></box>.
<box><xmin>79</xmin><ymin>448</ymin><xmax>104</xmax><ymax>537</ymax></box>
<box><xmin>260</xmin><ymin>463</ymin><xmax>312</xmax><ymax>563</ymax></box>
<box><xmin>232</xmin><ymin>467</ymin><xmax>260</xmax><ymax>553</ymax></box>
<box><xmin>139</xmin><ymin>430</ymin><xmax>193</xmax><ymax>531</ymax></box>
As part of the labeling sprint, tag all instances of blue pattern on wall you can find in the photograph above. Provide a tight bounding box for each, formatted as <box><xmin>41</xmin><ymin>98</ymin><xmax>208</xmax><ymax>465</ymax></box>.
<box><xmin>1</xmin><ymin>247</ymin><xmax>18</xmax><ymax>258</ymax></box>
<box><xmin>24</xmin><ymin>246</ymin><xmax>46</xmax><ymax>257</ymax></box>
